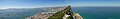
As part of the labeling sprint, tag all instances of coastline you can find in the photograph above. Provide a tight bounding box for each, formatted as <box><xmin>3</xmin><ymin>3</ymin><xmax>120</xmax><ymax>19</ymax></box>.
<box><xmin>25</xmin><ymin>7</ymin><xmax>65</xmax><ymax>19</ymax></box>
<box><xmin>73</xmin><ymin>14</ymin><xmax>83</xmax><ymax>19</ymax></box>
<box><xmin>25</xmin><ymin>6</ymin><xmax>83</xmax><ymax>19</ymax></box>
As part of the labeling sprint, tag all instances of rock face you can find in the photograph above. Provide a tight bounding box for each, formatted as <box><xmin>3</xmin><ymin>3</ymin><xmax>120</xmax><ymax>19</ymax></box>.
<box><xmin>48</xmin><ymin>5</ymin><xmax>74</xmax><ymax>19</ymax></box>
<box><xmin>26</xmin><ymin>5</ymin><xmax>83</xmax><ymax>19</ymax></box>
<box><xmin>48</xmin><ymin>5</ymin><xmax>83</xmax><ymax>19</ymax></box>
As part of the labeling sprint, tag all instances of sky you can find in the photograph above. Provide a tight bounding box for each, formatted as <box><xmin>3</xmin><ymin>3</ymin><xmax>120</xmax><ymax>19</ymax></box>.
<box><xmin>74</xmin><ymin>0</ymin><xmax>120</xmax><ymax>7</ymax></box>
<box><xmin>0</xmin><ymin>0</ymin><xmax>120</xmax><ymax>9</ymax></box>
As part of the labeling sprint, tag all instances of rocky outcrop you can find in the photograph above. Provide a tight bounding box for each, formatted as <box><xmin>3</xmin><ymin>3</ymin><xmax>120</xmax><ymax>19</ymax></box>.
<box><xmin>25</xmin><ymin>5</ymin><xmax>83</xmax><ymax>19</ymax></box>
<box><xmin>48</xmin><ymin>5</ymin><xmax>83</xmax><ymax>19</ymax></box>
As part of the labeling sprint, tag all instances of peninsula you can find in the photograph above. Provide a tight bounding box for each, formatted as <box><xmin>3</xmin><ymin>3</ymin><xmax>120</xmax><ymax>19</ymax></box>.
<box><xmin>25</xmin><ymin>5</ymin><xmax>83</xmax><ymax>19</ymax></box>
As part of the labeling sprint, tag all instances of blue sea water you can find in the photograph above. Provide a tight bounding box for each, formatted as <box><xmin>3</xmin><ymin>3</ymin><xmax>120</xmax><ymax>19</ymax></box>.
<box><xmin>0</xmin><ymin>7</ymin><xmax>120</xmax><ymax>19</ymax></box>
<box><xmin>0</xmin><ymin>8</ymin><xmax>48</xmax><ymax>19</ymax></box>
<box><xmin>72</xmin><ymin>7</ymin><xmax>120</xmax><ymax>19</ymax></box>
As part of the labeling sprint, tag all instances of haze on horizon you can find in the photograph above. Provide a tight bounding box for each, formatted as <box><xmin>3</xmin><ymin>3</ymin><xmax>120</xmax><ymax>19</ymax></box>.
<box><xmin>0</xmin><ymin>0</ymin><xmax>120</xmax><ymax>9</ymax></box>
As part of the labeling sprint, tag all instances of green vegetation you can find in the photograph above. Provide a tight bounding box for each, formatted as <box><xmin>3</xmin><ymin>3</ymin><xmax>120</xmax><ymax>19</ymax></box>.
<box><xmin>48</xmin><ymin>10</ymin><xmax>65</xmax><ymax>19</ymax></box>
<box><xmin>48</xmin><ymin>5</ymin><xmax>74</xmax><ymax>19</ymax></box>
<box><xmin>67</xmin><ymin>16</ymin><xmax>71</xmax><ymax>19</ymax></box>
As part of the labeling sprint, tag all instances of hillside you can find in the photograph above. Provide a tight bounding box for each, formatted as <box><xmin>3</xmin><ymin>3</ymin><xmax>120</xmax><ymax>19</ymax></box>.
<box><xmin>48</xmin><ymin>5</ymin><xmax>82</xmax><ymax>19</ymax></box>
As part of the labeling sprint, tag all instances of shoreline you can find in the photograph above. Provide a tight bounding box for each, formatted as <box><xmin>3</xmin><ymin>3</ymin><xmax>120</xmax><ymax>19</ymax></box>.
<box><xmin>25</xmin><ymin>6</ymin><xmax>83</xmax><ymax>19</ymax></box>
<box><xmin>25</xmin><ymin>7</ymin><xmax>65</xmax><ymax>19</ymax></box>
<box><xmin>73</xmin><ymin>14</ymin><xmax>83</xmax><ymax>19</ymax></box>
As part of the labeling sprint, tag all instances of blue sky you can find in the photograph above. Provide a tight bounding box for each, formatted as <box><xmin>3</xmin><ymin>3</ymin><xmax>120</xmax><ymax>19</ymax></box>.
<box><xmin>75</xmin><ymin>0</ymin><xmax>120</xmax><ymax>7</ymax></box>
<box><xmin>0</xmin><ymin>0</ymin><xmax>120</xmax><ymax>8</ymax></box>
<box><xmin>0</xmin><ymin>0</ymin><xmax>67</xmax><ymax>8</ymax></box>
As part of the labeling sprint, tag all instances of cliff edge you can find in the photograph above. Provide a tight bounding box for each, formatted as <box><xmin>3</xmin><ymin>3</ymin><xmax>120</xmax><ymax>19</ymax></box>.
<box><xmin>25</xmin><ymin>5</ymin><xmax>83</xmax><ymax>19</ymax></box>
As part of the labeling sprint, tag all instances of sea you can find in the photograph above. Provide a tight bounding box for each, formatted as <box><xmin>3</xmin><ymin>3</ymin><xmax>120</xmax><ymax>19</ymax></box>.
<box><xmin>0</xmin><ymin>8</ymin><xmax>48</xmax><ymax>19</ymax></box>
<box><xmin>72</xmin><ymin>7</ymin><xmax>120</xmax><ymax>19</ymax></box>
<box><xmin>0</xmin><ymin>7</ymin><xmax>120</xmax><ymax>19</ymax></box>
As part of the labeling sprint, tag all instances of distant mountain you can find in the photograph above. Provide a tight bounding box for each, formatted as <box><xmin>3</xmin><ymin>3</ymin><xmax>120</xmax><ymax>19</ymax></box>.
<box><xmin>0</xmin><ymin>8</ymin><xmax>48</xmax><ymax>19</ymax></box>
